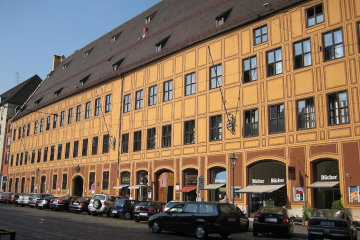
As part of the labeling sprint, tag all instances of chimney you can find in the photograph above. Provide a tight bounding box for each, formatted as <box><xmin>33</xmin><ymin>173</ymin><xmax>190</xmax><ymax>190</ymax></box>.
<box><xmin>52</xmin><ymin>55</ymin><xmax>65</xmax><ymax>71</ymax></box>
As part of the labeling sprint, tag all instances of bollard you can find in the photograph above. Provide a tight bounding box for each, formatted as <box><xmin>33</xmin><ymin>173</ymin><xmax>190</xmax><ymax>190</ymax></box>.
<box><xmin>0</xmin><ymin>228</ymin><xmax>16</xmax><ymax>240</ymax></box>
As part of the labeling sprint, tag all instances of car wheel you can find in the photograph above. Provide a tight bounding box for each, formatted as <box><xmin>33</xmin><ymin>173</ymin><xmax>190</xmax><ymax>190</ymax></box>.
<box><xmin>124</xmin><ymin>212</ymin><xmax>131</xmax><ymax>220</ymax></box>
<box><xmin>106</xmin><ymin>211</ymin><xmax>111</xmax><ymax>217</ymax></box>
<box><xmin>253</xmin><ymin>231</ymin><xmax>258</xmax><ymax>236</ymax></box>
<box><xmin>195</xmin><ymin>225</ymin><xmax>207</xmax><ymax>239</ymax></box>
<box><xmin>151</xmin><ymin>221</ymin><xmax>162</xmax><ymax>233</ymax></box>
<box><xmin>220</xmin><ymin>232</ymin><xmax>230</xmax><ymax>239</ymax></box>
<box><xmin>135</xmin><ymin>218</ymin><xmax>140</xmax><ymax>223</ymax></box>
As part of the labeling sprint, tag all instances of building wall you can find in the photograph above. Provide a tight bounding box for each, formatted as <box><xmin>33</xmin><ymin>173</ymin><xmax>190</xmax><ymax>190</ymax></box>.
<box><xmin>119</xmin><ymin>0</ymin><xmax>360</xmax><ymax>216</ymax></box>
<box><xmin>8</xmin><ymin>79</ymin><xmax>122</xmax><ymax>196</ymax></box>
<box><xmin>7</xmin><ymin>0</ymin><xmax>360</xmax><ymax>218</ymax></box>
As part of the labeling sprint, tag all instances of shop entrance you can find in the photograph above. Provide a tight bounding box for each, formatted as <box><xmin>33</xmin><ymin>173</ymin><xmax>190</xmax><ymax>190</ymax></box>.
<box><xmin>239</xmin><ymin>160</ymin><xmax>287</xmax><ymax>213</ymax></box>
<box><xmin>73</xmin><ymin>176</ymin><xmax>83</xmax><ymax>197</ymax></box>
<box><xmin>155</xmin><ymin>170</ymin><xmax>174</xmax><ymax>203</ymax></box>
<box><xmin>309</xmin><ymin>159</ymin><xmax>340</xmax><ymax>209</ymax></box>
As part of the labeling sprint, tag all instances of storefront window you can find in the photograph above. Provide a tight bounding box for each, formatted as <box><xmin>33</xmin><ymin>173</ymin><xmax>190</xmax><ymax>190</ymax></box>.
<box><xmin>137</xmin><ymin>170</ymin><xmax>148</xmax><ymax>201</ymax></box>
<box><xmin>183</xmin><ymin>169</ymin><xmax>198</xmax><ymax>201</ymax></box>
<box><xmin>121</xmin><ymin>171</ymin><xmax>130</xmax><ymax>198</ymax></box>
<box><xmin>247</xmin><ymin>161</ymin><xmax>287</xmax><ymax>212</ymax></box>
<box><xmin>210</xmin><ymin>168</ymin><xmax>226</xmax><ymax>202</ymax></box>
<box><xmin>311</xmin><ymin>159</ymin><xmax>340</xmax><ymax>209</ymax></box>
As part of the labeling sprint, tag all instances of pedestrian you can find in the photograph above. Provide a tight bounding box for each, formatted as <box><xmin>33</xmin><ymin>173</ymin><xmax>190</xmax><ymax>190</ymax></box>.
<box><xmin>221</xmin><ymin>194</ymin><xmax>229</xmax><ymax>203</ymax></box>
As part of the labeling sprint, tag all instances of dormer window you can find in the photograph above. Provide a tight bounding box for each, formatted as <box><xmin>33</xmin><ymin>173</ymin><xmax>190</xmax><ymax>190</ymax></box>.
<box><xmin>111</xmin><ymin>32</ymin><xmax>121</xmax><ymax>43</ymax></box>
<box><xmin>145</xmin><ymin>11</ymin><xmax>156</xmax><ymax>24</ymax></box>
<box><xmin>34</xmin><ymin>98</ymin><xmax>43</xmax><ymax>106</ymax></box>
<box><xmin>112</xmin><ymin>58</ymin><xmax>125</xmax><ymax>71</ymax></box>
<box><xmin>80</xmin><ymin>75</ymin><xmax>91</xmax><ymax>86</ymax></box>
<box><xmin>63</xmin><ymin>61</ymin><xmax>71</xmax><ymax>70</ymax></box>
<box><xmin>155</xmin><ymin>36</ymin><xmax>170</xmax><ymax>52</ymax></box>
<box><xmin>107</xmin><ymin>56</ymin><xmax>113</xmax><ymax>63</ymax></box>
<box><xmin>215</xmin><ymin>8</ymin><xmax>232</xmax><ymax>27</ymax></box>
<box><xmin>84</xmin><ymin>48</ymin><xmax>94</xmax><ymax>57</ymax></box>
<box><xmin>54</xmin><ymin>88</ymin><xmax>64</xmax><ymax>97</ymax></box>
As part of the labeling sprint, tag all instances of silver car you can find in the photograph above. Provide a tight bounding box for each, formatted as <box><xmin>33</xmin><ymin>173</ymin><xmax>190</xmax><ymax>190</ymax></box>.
<box><xmin>29</xmin><ymin>194</ymin><xmax>52</xmax><ymax>208</ymax></box>
<box><xmin>88</xmin><ymin>194</ymin><xmax>118</xmax><ymax>216</ymax></box>
<box><xmin>18</xmin><ymin>193</ymin><xmax>33</xmax><ymax>207</ymax></box>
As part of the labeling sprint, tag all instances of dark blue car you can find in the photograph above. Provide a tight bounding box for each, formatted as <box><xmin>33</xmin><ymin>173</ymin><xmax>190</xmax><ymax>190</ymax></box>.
<box><xmin>110</xmin><ymin>199</ymin><xmax>138</xmax><ymax>220</ymax></box>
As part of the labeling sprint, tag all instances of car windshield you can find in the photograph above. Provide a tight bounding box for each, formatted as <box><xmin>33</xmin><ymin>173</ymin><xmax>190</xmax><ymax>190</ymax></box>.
<box><xmin>78</xmin><ymin>197</ymin><xmax>89</xmax><ymax>201</ymax></box>
<box><xmin>93</xmin><ymin>195</ymin><xmax>106</xmax><ymax>200</ymax></box>
<box><xmin>115</xmin><ymin>199</ymin><xmax>126</xmax><ymax>206</ymax></box>
<box><xmin>137</xmin><ymin>201</ymin><xmax>152</xmax><ymax>206</ymax></box>
<box><xmin>259</xmin><ymin>207</ymin><xmax>286</xmax><ymax>215</ymax></box>
<box><xmin>313</xmin><ymin>209</ymin><xmax>346</xmax><ymax>219</ymax></box>
<box><xmin>166</xmin><ymin>201</ymin><xmax>179</xmax><ymax>208</ymax></box>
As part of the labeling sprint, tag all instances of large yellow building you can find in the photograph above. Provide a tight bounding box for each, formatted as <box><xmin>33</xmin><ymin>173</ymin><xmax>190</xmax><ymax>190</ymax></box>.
<box><xmin>7</xmin><ymin>0</ymin><xmax>360</xmax><ymax>218</ymax></box>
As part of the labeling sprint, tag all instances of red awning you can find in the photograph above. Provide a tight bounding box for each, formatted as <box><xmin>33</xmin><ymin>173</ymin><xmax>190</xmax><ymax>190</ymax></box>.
<box><xmin>177</xmin><ymin>186</ymin><xmax>197</xmax><ymax>192</ymax></box>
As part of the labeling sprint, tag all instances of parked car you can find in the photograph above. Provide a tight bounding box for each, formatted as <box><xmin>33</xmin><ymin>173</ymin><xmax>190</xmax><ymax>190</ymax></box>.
<box><xmin>148</xmin><ymin>201</ymin><xmax>249</xmax><ymax>239</ymax></box>
<box><xmin>162</xmin><ymin>201</ymin><xmax>180</xmax><ymax>212</ymax></box>
<box><xmin>134</xmin><ymin>201</ymin><xmax>164</xmax><ymax>222</ymax></box>
<box><xmin>88</xmin><ymin>194</ymin><xmax>119</xmax><ymax>216</ymax></box>
<box><xmin>29</xmin><ymin>194</ymin><xmax>53</xmax><ymax>208</ymax></box>
<box><xmin>18</xmin><ymin>193</ymin><xmax>33</xmax><ymax>207</ymax></box>
<box><xmin>36</xmin><ymin>196</ymin><xmax>57</xmax><ymax>210</ymax></box>
<box><xmin>7</xmin><ymin>194</ymin><xmax>20</xmax><ymax>205</ymax></box>
<box><xmin>0</xmin><ymin>192</ymin><xmax>12</xmax><ymax>203</ymax></box>
<box><xmin>50</xmin><ymin>196</ymin><xmax>77</xmax><ymax>211</ymax></box>
<box><xmin>109</xmin><ymin>199</ymin><xmax>138</xmax><ymax>219</ymax></box>
<box><xmin>69</xmin><ymin>197</ymin><xmax>91</xmax><ymax>214</ymax></box>
<box><xmin>308</xmin><ymin>209</ymin><xmax>359</xmax><ymax>240</ymax></box>
<box><xmin>253</xmin><ymin>206</ymin><xmax>294</xmax><ymax>238</ymax></box>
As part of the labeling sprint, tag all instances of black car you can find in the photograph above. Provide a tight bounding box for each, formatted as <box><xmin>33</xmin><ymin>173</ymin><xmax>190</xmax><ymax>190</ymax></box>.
<box><xmin>253</xmin><ymin>206</ymin><xmax>294</xmax><ymax>238</ymax></box>
<box><xmin>110</xmin><ymin>199</ymin><xmax>138</xmax><ymax>219</ymax></box>
<box><xmin>50</xmin><ymin>196</ymin><xmax>77</xmax><ymax>211</ymax></box>
<box><xmin>148</xmin><ymin>201</ymin><xmax>249</xmax><ymax>239</ymax></box>
<box><xmin>308</xmin><ymin>209</ymin><xmax>359</xmax><ymax>240</ymax></box>
<box><xmin>69</xmin><ymin>197</ymin><xmax>91</xmax><ymax>214</ymax></box>
<box><xmin>134</xmin><ymin>201</ymin><xmax>163</xmax><ymax>222</ymax></box>
<box><xmin>36</xmin><ymin>196</ymin><xmax>57</xmax><ymax>210</ymax></box>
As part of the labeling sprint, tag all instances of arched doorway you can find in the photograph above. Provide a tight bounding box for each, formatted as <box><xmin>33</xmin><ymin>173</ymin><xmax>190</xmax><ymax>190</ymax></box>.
<box><xmin>155</xmin><ymin>170</ymin><xmax>174</xmax><ymax>203</ymax></box>
<box><xmin>204</xmin><ymin>167</ymin><xmax>227</xmax><ymax>202</ymax></box>
<box><xmin>309</xmin><ymin>159</ymin><xmax>340</xmax><ymax>209</ymax></box>
<box><xmin>73</xmin><ymin>176</ymin><xmax>83</xmax><ymax>197</ymax></box>
<box><xmin>239</xmin><ymin>160</ymin><xmax>287</xmax><ymax>213</ymax></box>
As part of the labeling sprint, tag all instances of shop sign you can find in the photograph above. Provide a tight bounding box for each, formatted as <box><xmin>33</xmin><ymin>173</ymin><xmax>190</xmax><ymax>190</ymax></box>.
<box><xmin>349</xmin><ymin>186</ymin><xmax>360</xmax><ymax>203</ymax></box>
<box><xmin>91</xmin><ymin>184</ymin><xmax>96</xmax><ymax>190</ymax></box>
<box><xmin>320</xmin><ymin>175</ymin><xmax>337</xmax><ymax>181</ymax></box>
<box><xmin>248</xmin><ymin>161</ymin><xmax>286</xmax><ymax>185</ymax></box>
<box><xmin>184</xmin><ymin>173</ymin><xmax>198</xmax><ymax>186</ymax></box>
<box><xmin>293</xmin><ymin>186</ymin><xmax>305</xmax><ymax>202</ymax></box>
<box><xmin>271</xmin><ymin>178</ymin><xmax>285</xmax><ymax>184</ymax></box>
<box><xmin>121</xmin><ymin>173</ymin><xmax>130</xmax><ymax>184</ymax></box>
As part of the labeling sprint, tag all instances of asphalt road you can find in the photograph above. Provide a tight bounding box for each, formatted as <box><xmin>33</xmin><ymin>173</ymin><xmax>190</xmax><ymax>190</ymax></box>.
<box><xmin>0</xmin><ymin>204</ymin><xmax>307</xmax><ymax>240</ymax></box>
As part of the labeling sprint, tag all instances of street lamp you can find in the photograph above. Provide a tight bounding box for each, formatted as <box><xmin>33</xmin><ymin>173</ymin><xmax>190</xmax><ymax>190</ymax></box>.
<box><xmin>230</xmin><ymin>152</ymin><xmax>237</xmax><ymax>205</ymax></box>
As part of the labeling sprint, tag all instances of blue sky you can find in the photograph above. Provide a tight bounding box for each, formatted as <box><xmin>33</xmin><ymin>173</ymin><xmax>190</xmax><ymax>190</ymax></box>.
<box><xmin>0</xmin><ymin>0</ymin><xmax>161</xmax><ymax>95</ymax></box>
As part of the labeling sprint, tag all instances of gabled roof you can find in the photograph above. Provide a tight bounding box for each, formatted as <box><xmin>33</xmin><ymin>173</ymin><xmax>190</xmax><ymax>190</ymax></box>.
<box><xmin>0</xmin><ymin>75</ymin><xmax>42</xmax><ymax>107</ymax></box>
<box><xmin>15</xmin><ymin>0</ymin><xmax>306</xmax><ymax>120</ymax></box>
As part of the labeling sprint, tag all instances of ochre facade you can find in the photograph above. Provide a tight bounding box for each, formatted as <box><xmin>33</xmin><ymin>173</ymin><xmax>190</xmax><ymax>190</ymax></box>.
<box><xmin>7</xmin><ymin>0</ymin><xmax>360</xmax><ymax>218</ymax></box>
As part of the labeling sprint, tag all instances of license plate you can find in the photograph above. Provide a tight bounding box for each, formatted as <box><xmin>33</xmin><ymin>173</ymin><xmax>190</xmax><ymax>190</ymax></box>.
<box><xmin>265</xmin><ymin>218</ymin><xmax>277</xmax><ymax>223</ymax></box>
<box><xmin>321</xmin><ymin>221</ymin><xmax>334</xmax><ymax>227</ymax></box>
<box><xmin>112</xmin><ymin>210</ymin><xmax>117</xmax><ymax>214</ymax></box>
<box><xmin>139</xmin><ymin>213</ymin><xmax>148</xmax><ymax>216</ymax></box>
<box><xmin>227</xmin><ymin>218</ymin><xmax>236</xmax><ymax>222</ymax></box>
<box><xmin>74</xmin><ymin>202</ymin><xmax>79</xmax><ymax>205</ymax></box>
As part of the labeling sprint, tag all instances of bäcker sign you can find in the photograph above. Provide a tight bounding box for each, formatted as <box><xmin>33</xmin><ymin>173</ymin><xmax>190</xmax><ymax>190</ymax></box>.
<box><xmin>248</xmin><ymin>161</ymin><xmax>286</xmax><ymax>185</ymax></box>
<box><xmin>320</xmin><ymin>175</ymin><xmax>338</xmax><ymax>181</ymax></box>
